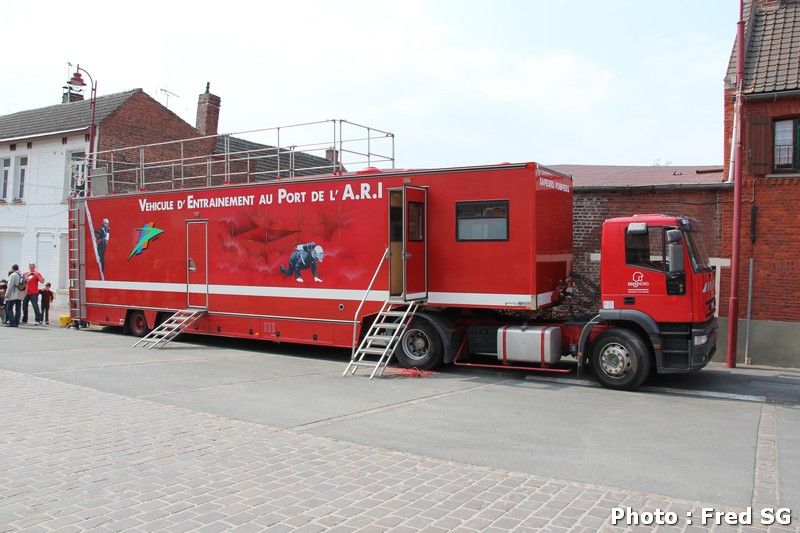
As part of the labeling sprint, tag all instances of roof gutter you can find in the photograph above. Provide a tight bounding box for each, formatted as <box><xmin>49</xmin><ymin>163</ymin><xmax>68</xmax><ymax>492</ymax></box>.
<box><xmin>575</xmin><ymin>182</ymin><xmax>732</xmax><ymax>192</ymax></box>
<box><xmin>0</xmin><ymin>127</ymin><xmax>87</xmax><ymax>144</ymax></box>
<box><xmin>744</xmin><ymin>89</ymin><xmax>800</xmax><ymax>101</ymax></box>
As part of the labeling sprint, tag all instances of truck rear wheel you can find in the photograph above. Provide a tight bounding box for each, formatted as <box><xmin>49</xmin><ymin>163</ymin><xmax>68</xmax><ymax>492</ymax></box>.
<box><xmin>394</xmin><ymin>320</ymin><xmax>443</xmax><ymax>370</ymax></box>
<box><xmin>126</xmin><ymin>310</ymin><xmax>151</xmax><ymax>338</ymax></box>
<box><xmin>591</xmin><ymin>329</ymin><xmax>650</xmax><ymax>390</ymax></box>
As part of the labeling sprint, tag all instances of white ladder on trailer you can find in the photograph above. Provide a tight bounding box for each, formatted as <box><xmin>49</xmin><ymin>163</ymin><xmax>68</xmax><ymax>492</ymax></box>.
<box><xmin>344</xmin><ymin>299</ymin><xmax>418</xmax><ymax>379</ymax></box>
<box><xmin>67</xmin><ymin>197</ymin><xmax>85</xmax><ymax>327</ymax></box>
<box><xmin>133</xmin><ymin>308</ymin><xmax>206</xmax><ymax>349</ymax></box>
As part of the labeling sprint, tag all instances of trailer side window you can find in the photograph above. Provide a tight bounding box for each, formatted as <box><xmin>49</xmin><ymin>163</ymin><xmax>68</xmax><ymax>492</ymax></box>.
<box><xmin>456</xmin><ymin>200</ymin><xmax>508</xmax><ymax>241</ymax></box>
<box><xmin>625</xmin><ymin>227</ymin><xmax>665</xmax><ymax>271</ymax></box>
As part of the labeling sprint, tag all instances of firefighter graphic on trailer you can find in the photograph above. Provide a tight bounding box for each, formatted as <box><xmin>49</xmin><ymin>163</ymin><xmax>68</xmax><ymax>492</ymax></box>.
<box><xmin>95</xmin><ymin>218</ymin><xmax>110</xmax><ymax>275</ymax></box>
<box><xmin>280</xmin><ymin>243</ymin><xmax>324</xmax><ymax>283</ymax></box>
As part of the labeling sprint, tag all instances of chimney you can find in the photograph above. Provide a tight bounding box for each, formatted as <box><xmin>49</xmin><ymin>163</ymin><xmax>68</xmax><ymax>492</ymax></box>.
<box><xmin>62</xmin><ymin>86</ymin><xmax>84</xmax><ymax>104</ymax></box>
<box><xmin>196</xmin><ymin>82</ymin><xmax>221</xmax><ymax>136</ymax></box>
<box><xmin>325</xmin><ymin>147</ymin><xmax>340</xmax><ymax>165</ymax></box>
<box><xmin>325</xmin><ymin>148</ymin><xmax>345</xmax><ymax>174</ymax></box>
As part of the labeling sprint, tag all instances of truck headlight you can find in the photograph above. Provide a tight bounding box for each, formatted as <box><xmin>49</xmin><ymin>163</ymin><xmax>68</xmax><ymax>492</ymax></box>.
<box><xmin>693</xmin><ymin>334</ymin><xmax>708</xmax><ymax>346</ymax></box>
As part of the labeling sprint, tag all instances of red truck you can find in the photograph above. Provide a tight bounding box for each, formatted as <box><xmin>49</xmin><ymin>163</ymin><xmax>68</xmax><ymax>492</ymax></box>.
<box><xmin>69</xmin><ymin>124</ymin><xmax>716</xmax><ymax>390</ymax></box>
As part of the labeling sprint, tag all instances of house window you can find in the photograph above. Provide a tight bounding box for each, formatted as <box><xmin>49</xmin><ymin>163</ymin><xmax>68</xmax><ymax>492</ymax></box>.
<box><xmin>1</xmin><ymin>159</ymin><xmax>10</xmax><ymax>200</ymax></box>
<box><xmin>456</xmin><ymin>200</ymin><xmax>509</xmax><ymax>241</ymax></box>
<box><xmin>14</xmin><ymin>157</ymin><xmax>28</xmax><ymax>200</ymax></box>
<box><xmin>774</xmin><ymin>119</ymin><xmax>797</xmax><ymax>170</ymax></box>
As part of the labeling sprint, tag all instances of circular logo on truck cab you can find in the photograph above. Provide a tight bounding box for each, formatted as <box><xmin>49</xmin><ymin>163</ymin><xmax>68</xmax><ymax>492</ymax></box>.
<box><xmin>627</xmin><ymin>271</ymin><xmax>650</xmax><ymax>293</ymax></box>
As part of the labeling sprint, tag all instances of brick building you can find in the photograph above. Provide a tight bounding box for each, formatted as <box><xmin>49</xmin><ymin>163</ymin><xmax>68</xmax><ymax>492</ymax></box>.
<box><xmin>0</xmin><ymin>87</ymin><xmax>199</xmax><ymax>288</ymax></box>
<box><xmin>718</xmin><ymin>0</ymin><xmax>800</xmax><ymax>366</ymax></box>
<box><xmin>0</xmin><ymin>81</ymin><xmax>331</xmax><ymax>290</ymax></box>
<box><xmin>547</xmin><ymin>0</ymin><xmax>800</xmax><ymax>369</ymax></box>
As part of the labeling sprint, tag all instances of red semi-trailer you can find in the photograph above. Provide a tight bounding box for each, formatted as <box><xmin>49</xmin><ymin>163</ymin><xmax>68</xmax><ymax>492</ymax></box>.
<box><xmin>69</xmin><ymin>127</ymin><xmax>717</xmax><ymax>390</ymax></box>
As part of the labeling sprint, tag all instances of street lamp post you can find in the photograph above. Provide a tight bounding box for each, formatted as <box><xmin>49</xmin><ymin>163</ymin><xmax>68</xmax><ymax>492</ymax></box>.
<box><xmin>66</xmin><ymin>65</ymin><xmax>97</xmax><ymax>197</ymax></box>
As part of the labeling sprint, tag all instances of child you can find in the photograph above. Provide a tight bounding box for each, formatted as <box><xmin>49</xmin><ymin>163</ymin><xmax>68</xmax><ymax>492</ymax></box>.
<box><xmin>39</xmin><ymin>282</ymin><xmax>55</xmax><ymax>325</ymax></box>
<box><xmin>0</xmin><ymin>279</ymin><xmax>6</xmax><ymax>324</ymax></box>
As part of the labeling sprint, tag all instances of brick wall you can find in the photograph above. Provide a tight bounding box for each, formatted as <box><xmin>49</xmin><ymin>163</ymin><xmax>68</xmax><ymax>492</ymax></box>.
<box><xmin>96</xmin><ymin>91</ymin><xmax>214</xmax><ymax>192</ymax></box>
<box><xmin>720</xmin><ymin>89</ymin><xmax>800</xmax><ymax>321</ymax></box>
<box><xmin>572</xmin><ymin>187</ymin><xmax>725</xmax><ymax>313</ymax></box>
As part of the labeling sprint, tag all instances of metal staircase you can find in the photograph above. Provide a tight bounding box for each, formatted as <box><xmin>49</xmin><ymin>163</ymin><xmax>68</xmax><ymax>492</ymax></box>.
<box><xmin>344</xmin><ymin>299</ymin><xmax>418</xmax><ymax>378</ymax></box>
<box><xmin>133</xmin><ymin>308</ymin><xmax>206</xmax><ymax>349</ymax></box>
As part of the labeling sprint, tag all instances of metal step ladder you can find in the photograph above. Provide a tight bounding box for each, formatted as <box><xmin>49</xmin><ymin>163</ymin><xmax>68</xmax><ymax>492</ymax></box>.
<box><xmin>133</xmin><ymin>308</ymin><xmax>206</xmax><ymax>349</ymax></box>
<box><xmin>344</xmin><ymin>299</ymin><xmax>419</xmax><ymax>378</ymax></box>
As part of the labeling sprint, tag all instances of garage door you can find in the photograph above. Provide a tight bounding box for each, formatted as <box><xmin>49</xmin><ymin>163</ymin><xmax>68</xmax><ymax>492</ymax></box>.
<box><xmin>0</xmin><ymin>232</ymin><xmax>23</xmax><ymax>273</ymax></box>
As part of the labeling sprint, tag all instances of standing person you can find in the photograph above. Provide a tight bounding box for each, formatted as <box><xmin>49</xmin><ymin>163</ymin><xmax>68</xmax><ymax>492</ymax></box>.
<box><xmin>39</xmin><ymin>282</ymin><xmax>55</xmax><ymax>325</ymax></box>
<box><xmin>22</xmin><ymin>262</ymin><xmax>44</xmax><ymax>325</ymax></box>
<box><xmin>5</xmin><ymin>265</ymin><xmax>23</xmax><ymax>327</ymax></box>
<box><xmin>0</xmin><ymin>279</ymin><xmax>6</xmax><ymax>324</ymax></box>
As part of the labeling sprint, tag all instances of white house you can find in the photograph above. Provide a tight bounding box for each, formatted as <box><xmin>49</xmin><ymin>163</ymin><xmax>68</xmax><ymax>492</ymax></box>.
<box><xmin>0</xmin><ymin>91</ymin><xmax>144</xmax><ymax>289</ymax></box>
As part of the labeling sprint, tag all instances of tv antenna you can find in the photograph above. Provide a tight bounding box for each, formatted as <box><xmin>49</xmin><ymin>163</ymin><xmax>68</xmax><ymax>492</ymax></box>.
<box><xmin>159</xmin><ymin>88</ymin><xmax>180</xmax><ymax>108</ymax></box>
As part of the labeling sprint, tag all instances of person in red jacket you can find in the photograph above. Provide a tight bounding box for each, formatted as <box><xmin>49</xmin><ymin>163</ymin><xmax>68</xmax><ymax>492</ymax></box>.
<box><xmin>22</xmin><ymin>262</ymin><xmax>44</xmax><ymax>325</ymax></box>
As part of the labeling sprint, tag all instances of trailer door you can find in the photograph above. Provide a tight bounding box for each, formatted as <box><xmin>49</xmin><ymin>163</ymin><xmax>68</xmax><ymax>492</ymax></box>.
<box><xmin>403</xmin><ymin>185</ymin><xmax>427</xmax><ymax>300</ymax></box>
<box><xmin>186</xmin><ymin>221</ymin><xmax>208</xmax><ymax>308</ymax></box>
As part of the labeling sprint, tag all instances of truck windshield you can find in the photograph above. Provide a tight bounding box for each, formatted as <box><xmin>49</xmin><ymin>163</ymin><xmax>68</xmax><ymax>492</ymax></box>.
<box><xmin>684</xmin><ymin>231</ymin><xmax>712</xmax><ymax>272</ymax></box>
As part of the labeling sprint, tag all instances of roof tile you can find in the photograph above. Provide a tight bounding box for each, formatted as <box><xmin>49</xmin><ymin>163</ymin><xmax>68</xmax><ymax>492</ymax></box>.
<box><xmin>726</xmin><ymin>0</ymin><xmax>800</xmax><ymax>94</ymax></box>
<box><xmin>550</xmin><ymin>165</ymin><xmax>726</xmax><ymax>188</ymax></box>
<box><xmin>0</xmin><ymin>89</ymin><xmax>141</xmax><ymax>141</ymax></box>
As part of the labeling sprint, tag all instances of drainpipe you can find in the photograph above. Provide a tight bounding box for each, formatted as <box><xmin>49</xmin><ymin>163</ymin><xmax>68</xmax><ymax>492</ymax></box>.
<box><xmin>726</xmin><ymin>0</ymin><xmax>745</xmax><ymax>369</ymax></box>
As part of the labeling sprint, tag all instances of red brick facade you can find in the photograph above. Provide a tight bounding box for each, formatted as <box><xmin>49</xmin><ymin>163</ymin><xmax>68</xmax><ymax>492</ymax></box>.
<box><xmin>98</xmin><ymin>91</ymin><xmax>200</xmax><ymax>152</ymax></box>
<box><xmin>95</xmin><ymin>91</ymin><xmax>217</xmax><ymax>191</ymax></box>
<box><xmin>720</xmin><ymin>90</ymin><xmax>800</xmax><ymax>321</ymax></box>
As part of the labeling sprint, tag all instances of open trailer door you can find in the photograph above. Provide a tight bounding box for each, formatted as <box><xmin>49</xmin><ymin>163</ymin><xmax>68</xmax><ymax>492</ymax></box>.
<box><xmin>403</xmin><ymin>185</ymin><xmax>427</xmax><ymax>301</ymax></box>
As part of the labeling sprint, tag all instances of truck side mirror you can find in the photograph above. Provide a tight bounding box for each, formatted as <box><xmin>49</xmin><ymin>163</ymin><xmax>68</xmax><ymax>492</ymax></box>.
<box><xmin>667</xmin><ymin>242</ymin><xmax>684</xmax><ymax>273</ymax></box>
<box><xmin>666</xmin><ymin>229</ymin><xmax>682</xmax><ymax>244</ymax></box>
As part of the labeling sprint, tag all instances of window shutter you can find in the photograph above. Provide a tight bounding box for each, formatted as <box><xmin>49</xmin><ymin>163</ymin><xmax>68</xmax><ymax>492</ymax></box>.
<box><xmin>747</xmin><ymin>115</ymin><xmax>772</xmax><ymax>174</ymax></box>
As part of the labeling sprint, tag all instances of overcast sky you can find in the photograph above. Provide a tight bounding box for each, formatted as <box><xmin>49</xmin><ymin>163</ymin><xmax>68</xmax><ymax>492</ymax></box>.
<box><xmin>5</xmin><ymin>0</ymin><xmax>736</xmax><ymax>168</ymax></box>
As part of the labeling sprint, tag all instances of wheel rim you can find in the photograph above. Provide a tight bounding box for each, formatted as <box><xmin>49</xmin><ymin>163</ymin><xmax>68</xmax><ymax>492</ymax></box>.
<box><xmin>402</xmin><ymin>328</ymin><xmax>431</xmax><ymax>362</ymax></box>
<box><xmin>599</xmin><ymin>342</ymin><xmax>633</xmax><ymax>378</ymax></box>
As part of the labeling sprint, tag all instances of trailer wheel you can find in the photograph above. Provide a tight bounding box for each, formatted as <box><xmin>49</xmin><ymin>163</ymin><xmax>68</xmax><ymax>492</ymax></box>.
<box><xmin>395</xmin><ymin>320</ymin><xmax>443</xmax><ymax>370</ymax></box>
<box><xmin>126</xmin><ymin>310</ymin><xmax>151</xmax><ymax>338</ymax></box>
<box><xmin>590</xmin><ymin>329</ymin><xmax>650</xmax><ymax>390</ymax></box>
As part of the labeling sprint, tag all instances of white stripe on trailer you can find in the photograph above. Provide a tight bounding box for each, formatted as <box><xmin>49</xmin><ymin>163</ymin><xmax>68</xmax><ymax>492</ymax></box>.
<box><xmin>85</xmin><ymin>280</ymin><xmax>551</xmax><ymax>308</ymax></box>
<box><xmin>428</xmin><ymin>292</ymin><xmax>534</xmax><ymax>307</ymax></box>
<box><xmin>86</xmin><ymin>280</ymin><xmax>390</xmax><ymax>301</ymax></box>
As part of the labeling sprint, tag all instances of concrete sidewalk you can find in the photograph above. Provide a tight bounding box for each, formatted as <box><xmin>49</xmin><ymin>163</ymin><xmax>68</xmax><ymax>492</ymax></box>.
<box><xmin>0</xmin><ymin>325</ymin><xmax>798</xmax><ymax>531</ymax></box>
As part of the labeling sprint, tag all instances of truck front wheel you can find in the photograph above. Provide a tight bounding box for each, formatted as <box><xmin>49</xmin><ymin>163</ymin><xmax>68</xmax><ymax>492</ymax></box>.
<box><xmin>591</xmin><ymin>329</ymin><xmax>650</xmax><ymax>390</ymax></box>
<box><xmin>394</xmin><ymin>320</ymin><xmax>443</xmax><ymax>370</ymax></box>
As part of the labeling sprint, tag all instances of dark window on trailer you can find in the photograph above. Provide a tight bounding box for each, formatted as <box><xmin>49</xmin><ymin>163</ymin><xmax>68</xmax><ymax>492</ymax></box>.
<box><xmin>456</xmin><ymin>200</ymin><xmax>508</xmax><ymax>241</ymax></box>
<box><xmin>407</xmin><ymin>201</ymin><xmax>424</xmax><ymax>241</ymax></box>
<box><xmin>625</xmin><ymin>227</ymin><xmax>665</xmax><ymax>271</ymax></box>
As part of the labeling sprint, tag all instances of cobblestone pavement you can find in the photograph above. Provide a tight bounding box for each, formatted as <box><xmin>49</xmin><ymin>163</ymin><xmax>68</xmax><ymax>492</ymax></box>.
<box><xmin>0</xmin><ymin>369</ymin><xmax>788</xmax><ymax>533</ymax></box>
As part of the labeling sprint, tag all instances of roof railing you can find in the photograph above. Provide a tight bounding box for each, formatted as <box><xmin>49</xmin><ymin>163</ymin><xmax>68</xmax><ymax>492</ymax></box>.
<box><xmin>74</xmin><ymin>119</ymin><xmax>395</xmax><ymax>197</ymax></box>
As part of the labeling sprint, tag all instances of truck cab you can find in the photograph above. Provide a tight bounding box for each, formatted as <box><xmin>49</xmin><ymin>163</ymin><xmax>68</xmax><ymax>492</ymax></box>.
<box><xmin>584</xmin><ymin>214</ymin><xmax>717</xmax><ymax>389</ymax></box>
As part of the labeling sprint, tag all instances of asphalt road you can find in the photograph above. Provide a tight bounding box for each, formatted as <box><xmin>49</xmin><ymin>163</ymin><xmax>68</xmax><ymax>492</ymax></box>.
<box><xmin>1</xmin><ymin>324</ymin><xmax>798</xmax><ymax>512</ymax></box>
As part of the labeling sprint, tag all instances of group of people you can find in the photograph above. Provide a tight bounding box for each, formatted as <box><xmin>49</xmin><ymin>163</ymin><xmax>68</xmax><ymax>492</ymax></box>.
<box><xmin>0</xmin><ymin>263</ymin><xmax>55</xmax><ymax>327</ymax></box>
